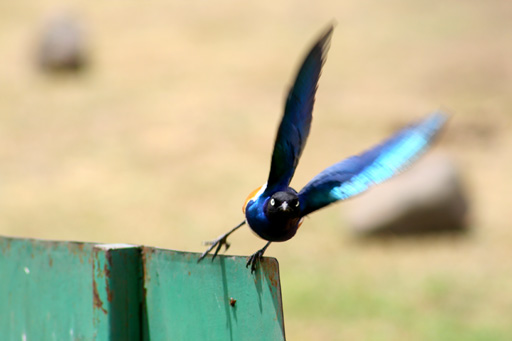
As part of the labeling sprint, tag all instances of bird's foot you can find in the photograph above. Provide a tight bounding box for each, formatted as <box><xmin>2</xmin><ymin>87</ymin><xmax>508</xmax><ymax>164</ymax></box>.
<box><xmin>198</xmin><ymin>233</ymin><xmax>232</xmax><ymax>263</ymax></box>
<box><xmin>246</xmin><ymin>242</ymin><xmax>271</xmax><ymax>273</ymax></box>
<box><xmin>197</xmin><ymin>221</ymin><xmax>246</xmax><ymax>263</ymax></box>
<box><xmin>246</xmin><ymin>251</ymin><xmax>263</xmax><ymax>273</ymax></box>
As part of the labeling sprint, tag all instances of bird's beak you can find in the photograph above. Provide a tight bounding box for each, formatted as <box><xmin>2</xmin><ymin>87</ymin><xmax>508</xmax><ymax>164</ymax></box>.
<box><xmin>280</xmin><ymin>202</ymin><xmax>290</xmax><ymax>211</ymax></box>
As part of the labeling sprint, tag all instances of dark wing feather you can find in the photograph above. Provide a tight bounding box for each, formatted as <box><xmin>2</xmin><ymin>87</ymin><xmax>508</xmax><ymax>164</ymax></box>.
<box><xmin>299</xmin><ymin>112</ymin><xmax>448</xmax><ymax>216</ymax></box>
<box><xmin>265</xmin><ymin>25</ymin><xmax>333</xmax><ymax>194</ymax></box>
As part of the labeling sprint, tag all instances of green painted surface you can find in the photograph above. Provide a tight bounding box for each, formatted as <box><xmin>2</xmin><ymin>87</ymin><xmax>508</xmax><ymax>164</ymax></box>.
<box><xmin>92</xmin><ymin>245</ymin><xmax>142</xmax><ymax>340</ymax></box>
<box><xmin>0</xmin><ymin>237</ymin><xmax>96</xmax><ymax>340</ymax></box>
<box><xmin>0</xmin><ymin>237</ymin><xmax>285</xmax><ymax>340</ymax></box>
<box><xmin>0</xmin><ymin>237</ymin><xmax>141</xmax><ymax>340</ymax></box>
<box><xmin>142</xmin><ymin>247</ymin><xmax>285</xmax><ymax>340</ymax></box>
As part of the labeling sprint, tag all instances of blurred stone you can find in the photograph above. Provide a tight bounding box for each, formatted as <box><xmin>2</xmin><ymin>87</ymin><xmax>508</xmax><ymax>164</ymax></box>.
<box><xmin>37</xmin><ymin>12</ymin><xmax>88</xmax><ymax>72</ymax></box>
<box><xmin>344</xmin><ymin>151</ymin><xmax>469</xmax><ymax>237</ymax></box>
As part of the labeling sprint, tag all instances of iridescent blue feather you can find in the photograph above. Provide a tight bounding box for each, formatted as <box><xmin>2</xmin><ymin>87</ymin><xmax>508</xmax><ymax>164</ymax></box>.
<box><xmin>265</xmin><ymin>26</ymin><xmax>333</xmax><ymax>194</ymax></box>
<box><xmin>298</xmin><ymin>112</ymin><xmax>447</xmax><ymax>216</ymax></box>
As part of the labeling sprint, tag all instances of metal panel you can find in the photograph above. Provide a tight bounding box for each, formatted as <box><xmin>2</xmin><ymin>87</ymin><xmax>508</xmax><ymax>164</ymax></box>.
<box><xmin>92</xmin><ymin>244</ymin><xmax>142</xmax><ymax>340</ymax></box>
<box><xmin>0</xmin><ymin>237</ymin><xmax>96</xmax><ymax>340</ymax></box>
<box><xmin>142</xmin><ymin>248</ymin><xmax>285</xmax><ymax>340</ymax></box>
<box><xmin>0</xmin><ymin>237</ymin><xmax>141</xmax><ymax>340</ymax></box>
<box><xmin>0</xmin><ymin>237</ymin><xmax>285</xmax><ymax>340</ymax></box>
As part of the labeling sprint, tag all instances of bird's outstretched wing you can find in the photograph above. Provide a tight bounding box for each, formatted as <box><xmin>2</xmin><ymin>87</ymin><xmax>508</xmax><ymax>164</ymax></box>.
<box><xmin>298</xmin><ymin>112</ymin><xmax>448</xmax><ymax>216</ymax></box>
<box><xmin>265</xmin><ymin>25</ymin><xmax>333</xmax><ymax>194</ymax></box>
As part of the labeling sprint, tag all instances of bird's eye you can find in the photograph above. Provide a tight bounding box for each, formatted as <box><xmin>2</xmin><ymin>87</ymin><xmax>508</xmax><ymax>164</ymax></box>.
<box><xmin>270</xmin><ymin>198</ymin><xmax>275</xmax><ymax>206</ymax></box>
<box><xmin>295</xmin><ymin>200</ymin><xmax>300</xmax><ymax>207</ymax></box>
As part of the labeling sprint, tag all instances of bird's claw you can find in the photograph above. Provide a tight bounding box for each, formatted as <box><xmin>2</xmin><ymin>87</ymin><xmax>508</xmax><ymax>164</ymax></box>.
<box><xmin>198</xmin><ymin>221</ymin><xmax>246</xmax><ymax>264</ymax></box>
<box><xmin>246</xmin><ymin>250</ymin><xmax>264</xmax><ymax>273</ymax></box>
<box><xmin>198</xmin><ymin>235</ymin><xmax>230</xmax><ymax>263</ymax></box>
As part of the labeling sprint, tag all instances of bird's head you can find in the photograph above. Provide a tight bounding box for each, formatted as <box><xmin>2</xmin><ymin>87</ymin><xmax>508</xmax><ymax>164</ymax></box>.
<box><xmin>266</xmin><ymin>190</ymin><xmax>301</xmax><ymax>219</ymax></box>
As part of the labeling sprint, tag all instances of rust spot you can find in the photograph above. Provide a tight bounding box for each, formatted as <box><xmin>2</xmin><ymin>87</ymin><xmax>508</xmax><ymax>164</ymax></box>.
<box><xmin>188</xmin><ymin>271</ymin><xmax>191</xmax><ymax>276</ymax></box>
<box><xmin>103</xmin><ymin>251</ymin><xmax>113</xmax><ymax>302</ymax></box>
<box><xmin>1</xmin><ymin>239</ymin><xmax>11</xmax><ymax>253</ymax></box>
<box><xmin>93</xmin><ymin>279</ymin><xmax>107</xmax><ymax>315</ymax></box>
<box><xmin>69</xmin><ymin>242</ymin><xmax>87</xmax><ymax>264</ymax></box>
<box><xmin>141</xmin><ymin>247</ymin><xmax>150</xmax><ymax>299</ymax></box>
<box><xmin>229</xmin><ymin>297</ymin><xmax>237</xmax><ymax>307</ymax></box>
<box><xmin>142</xmin><ymin>248</ymin><xmax>149</xmax><ymax>281</ymax></box>
<box><xmin>266</xmin><ymin>261</ymin><xmax>279</xmax><ymax>288</ymax></box>
<box><xmin>263</xmin><ymin>258</ymin><xmax>283</xmax><ymax>317</ymax></box>
<box><xmin>106</xmin><ymin>280</ymin><xmax>113</xmax><ymax>302</ymax></box>
<box><xmin>48</xmin><ymin>256</ymin><xmax>53</xmax><ymax>267</ymax></box>
<box><xmin>182</xmin><ymin>252</ymin><xmax>192</xmax><ymax>262</ymax></box>
<box><xmin>104</xmin><ymin>264</ymin><xmax>110</xmax><ymax>278</ymax></box>
<box><xmin>106</xmin><ymin>250</ymin><xmax>112</xmax><ymax>267</ymax></box>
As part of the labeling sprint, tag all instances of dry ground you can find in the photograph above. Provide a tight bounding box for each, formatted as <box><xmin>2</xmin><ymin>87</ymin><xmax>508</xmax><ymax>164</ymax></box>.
<box><xmin>1</xmin><ymin>1</ymin><xmax>511</xmax><ymax>340</ymax></box>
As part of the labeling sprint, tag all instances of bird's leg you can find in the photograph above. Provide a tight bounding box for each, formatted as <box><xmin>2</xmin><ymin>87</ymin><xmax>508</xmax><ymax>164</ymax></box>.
<box><xmin>246</xmin><ymin>241</ymin><xmax>272</xmax><ymax>273</ymax></box>
<box><xmin>198</xmin><ymin>221</ymin><xmax>246</xmax><ymax>262</ymax></box>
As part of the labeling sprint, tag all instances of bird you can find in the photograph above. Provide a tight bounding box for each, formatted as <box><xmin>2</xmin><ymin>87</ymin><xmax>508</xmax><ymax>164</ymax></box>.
<box><xmin>198</xmin><ymin>24</ymin><xmax>447</xmax><ymax>272</ymax></box>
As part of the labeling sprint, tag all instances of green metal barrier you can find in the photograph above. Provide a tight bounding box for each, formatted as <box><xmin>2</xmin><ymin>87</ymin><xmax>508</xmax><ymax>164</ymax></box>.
<box><xmin>0</xmin><ymin>236</ymin><xmax>285</xmax><ymax>340</ymax></box>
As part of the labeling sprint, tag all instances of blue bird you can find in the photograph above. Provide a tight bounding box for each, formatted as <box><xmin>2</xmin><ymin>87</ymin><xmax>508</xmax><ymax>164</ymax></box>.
<box><xmin>198</xmin><ymin>25</ymin><xmax>447</xmax><ymax>272</ymax></box>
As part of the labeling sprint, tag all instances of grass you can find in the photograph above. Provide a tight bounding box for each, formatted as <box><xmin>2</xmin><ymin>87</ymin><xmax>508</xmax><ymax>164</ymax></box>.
<box><xmin>1</xmin><ymin>1</ymin><xmax>512</xmax><ymax>340</ymax></box>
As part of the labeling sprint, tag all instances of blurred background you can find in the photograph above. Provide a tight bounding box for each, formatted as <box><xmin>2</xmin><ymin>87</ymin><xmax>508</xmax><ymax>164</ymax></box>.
<box><xmin>1</xmin><ymin>1</ymin><xmax>511</xmax><ymax>339</ymax></box>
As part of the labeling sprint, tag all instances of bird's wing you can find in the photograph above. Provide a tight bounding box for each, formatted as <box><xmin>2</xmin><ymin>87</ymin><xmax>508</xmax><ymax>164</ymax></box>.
<box><xmin>264</xmin><ymin>25</ymin><xmax>333</xmax><ymax>194</ymax></box>
<box><xmin>298</xmin><ymin>112</ymin><xmax>448</xmax><ymax>216</ymax></box>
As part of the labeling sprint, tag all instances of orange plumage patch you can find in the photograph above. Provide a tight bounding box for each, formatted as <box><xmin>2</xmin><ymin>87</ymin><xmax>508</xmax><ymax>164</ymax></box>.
<box><xmin>243</xmin><ymin>185</ymin><xmax>264</xmax><ymax>213</ymax></box>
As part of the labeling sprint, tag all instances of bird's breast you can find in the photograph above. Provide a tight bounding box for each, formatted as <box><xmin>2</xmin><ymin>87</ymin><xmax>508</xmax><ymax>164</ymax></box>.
<box><xmin>244</xmin><ymin>199</ymin><xmax>301</xmax><ymax>242</ymax></box>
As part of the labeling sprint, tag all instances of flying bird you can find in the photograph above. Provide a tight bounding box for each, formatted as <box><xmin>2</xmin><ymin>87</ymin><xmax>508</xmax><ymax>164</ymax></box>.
<box><xmin>198</xmin><ymin>25</ymin><xmax>447</xmax><ymax>272</ymax></box>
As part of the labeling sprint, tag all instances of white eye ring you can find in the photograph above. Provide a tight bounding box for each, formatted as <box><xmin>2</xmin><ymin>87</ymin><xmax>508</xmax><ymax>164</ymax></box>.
<box><xmin>270</xmin><ymin>198</ymin><xmax>275</xmax><ymax>206</ymax></box>
<box><xmin>295</xmin><ymin>201</ymin><xmax>299</xmax><ymax>207</ymax></box>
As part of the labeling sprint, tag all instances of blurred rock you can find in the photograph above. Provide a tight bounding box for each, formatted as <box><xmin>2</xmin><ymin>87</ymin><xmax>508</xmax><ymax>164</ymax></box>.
<box><xmin>37</xmin><ymin>12</ymin><xmax>88</xmax><ymax>73</ymax></box>
<box><xmin>344</xmin><ymin>151</ymin><xmax>469</xmax><ymax>237</ymax></box>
